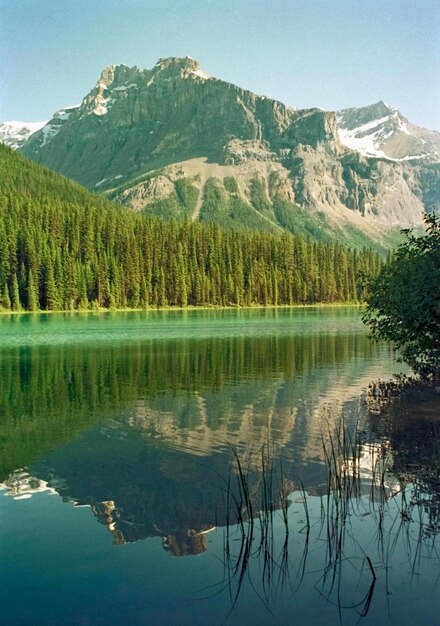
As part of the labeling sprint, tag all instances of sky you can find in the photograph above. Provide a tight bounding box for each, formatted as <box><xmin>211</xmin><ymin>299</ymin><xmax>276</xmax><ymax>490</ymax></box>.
<box><xmin>1</xmin><ymin>0</ymin><xmax>439</xmax><ymax>129</ymax></box>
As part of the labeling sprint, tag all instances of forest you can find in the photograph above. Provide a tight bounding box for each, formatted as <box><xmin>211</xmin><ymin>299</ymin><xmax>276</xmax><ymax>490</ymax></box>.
<box><xmin>0</xmin><ymin>144</ymin><xmax>381</xmax><ymax>311</ymax></box>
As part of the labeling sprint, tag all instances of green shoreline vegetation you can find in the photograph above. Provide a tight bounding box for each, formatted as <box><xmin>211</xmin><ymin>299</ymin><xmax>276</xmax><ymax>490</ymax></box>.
<box><xmin>1</xmin><ymin>144</ymin><xmax>381</xmax><ymax>313</ymax></box>
<box><xmin>364</xmin><ymin>214</ymin><xmax>440</xmax><ymax>380</ymax></box>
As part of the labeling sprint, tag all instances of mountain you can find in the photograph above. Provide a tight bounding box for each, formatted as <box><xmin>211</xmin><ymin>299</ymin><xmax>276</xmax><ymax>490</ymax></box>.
<box><xmin>0</xmin><ymin>120</ymin><xmax>47</xmax><ymax>149</ymax></box>
<box><xmin>337</xmin><ymin>101</ymin><xmax>440</xmax><ymax>161</ymax></box>
<box><xmin>8</xmin><ymin>57</ymin><xmax>440</xmax><ymax>246</ymax></box>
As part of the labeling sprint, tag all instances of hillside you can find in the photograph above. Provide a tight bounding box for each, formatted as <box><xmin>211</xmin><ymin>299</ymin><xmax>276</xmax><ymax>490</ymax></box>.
<box><xmin>0</xmin><ymin>144</ymin><xmax>380</xmax><ymax>312</ymax></box>
<box><xmin>0</xmin><ymin>141</ymin><xmax>117</xmax><ymax>211</ymax></box>
<box><xmin>13</xmin><ymin>57</ymin><xmax>439</xmax><ymax>249</ymax></box>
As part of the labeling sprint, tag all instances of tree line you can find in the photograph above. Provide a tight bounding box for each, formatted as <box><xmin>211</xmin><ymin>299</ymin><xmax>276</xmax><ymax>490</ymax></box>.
<box><xmin>0</xmin><ymin>144</ymin><xmax>381</xmax><ymax>311</ymax></box>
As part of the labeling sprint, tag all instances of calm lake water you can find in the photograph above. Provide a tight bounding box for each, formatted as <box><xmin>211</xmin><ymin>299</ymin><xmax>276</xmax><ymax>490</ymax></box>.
<box><xmin>0</xmin><ymin>307</ymin><xmax>438</xmax><ymax>625</ymax></box>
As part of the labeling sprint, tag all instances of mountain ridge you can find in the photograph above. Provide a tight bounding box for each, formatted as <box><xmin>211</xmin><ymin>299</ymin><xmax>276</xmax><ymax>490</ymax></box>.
<box><xmin>3</xmin><ymin>57</ymin><xmax>439</xmax><ymax>246</ymax></box>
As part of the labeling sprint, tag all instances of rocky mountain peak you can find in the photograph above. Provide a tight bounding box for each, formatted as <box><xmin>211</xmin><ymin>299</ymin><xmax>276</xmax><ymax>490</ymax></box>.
<box><xmin>155</xmin><ymin>56</ymin><xmax>200</xmax><ymax>71</ymax></box>
<box><xmin>95</xmin><ymin>63</ymin><xmax>143</xmax><ymax>90</ymax></box>
<box><xmin>338</xmin><ymin>100</ymin><xmax>394</xmax><ymax>131</ymax></box>
<box><xmin>152</xmin><ymin>56</ymin><xmax>211</xmax><ymax>80</ymax></box>
<box><xmin>99</xmin><ymin>64</ymin><xmax>116</xmax><ymax>85</ymax></box>
<box><xmin>91</xmin><ymin>57</ymin><xmax>210</xmax><ymax>97</ymax></box>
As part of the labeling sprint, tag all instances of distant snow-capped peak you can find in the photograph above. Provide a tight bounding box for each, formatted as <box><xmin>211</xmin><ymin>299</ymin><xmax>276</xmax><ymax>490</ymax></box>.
<box><xmin>337</xmin><ymin>101</ymin><xmax>440</xmax><ymax>162</ymax></box>
<box><xmin>0</xmin><ymin>120</ymin><xmax>48</xmax><ymax>150</ymax></box>
<box><xmin>0</xmin><ymin>105</ymin><xmax>81</xmax><ymax>152</ymax></box>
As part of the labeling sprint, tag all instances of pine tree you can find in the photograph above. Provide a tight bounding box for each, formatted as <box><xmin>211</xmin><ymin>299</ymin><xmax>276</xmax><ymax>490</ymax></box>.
<box><xmin>11</xmin><ymin>273</ymin><xmax>21</xmax><ymax>311</ymax></box>
<box><xmin>1</xmin><ymin>283</ymin><xmax>11</xmax><ymax>310</ymax></box>
<box><xmin>27</xmin><ymin>269</ymin><xmax>39</xmax><ymax>310</ymax></box>
<box><xmin>42</xmin><ymin>257</ymin><xmax>59</xmax><ymax>310</ymax></box>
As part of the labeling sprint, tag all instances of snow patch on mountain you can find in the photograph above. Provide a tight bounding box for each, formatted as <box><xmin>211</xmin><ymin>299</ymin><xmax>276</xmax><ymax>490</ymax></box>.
<box><xmin>191</xmin><ymin>68</ymin><xmax>211</xmax><ymax>80</ymax></box>
<box><xmin>41</xmin><ymin>124</ymin><xmax>60</xmax><ymax>147</ymax></box>
<box><xmin>0</xmin><ymin>469</ymin><xmax>58</xmax><ymax>500</ymax></box>
<box><xmin>338</xmin><ymin>129</ymin><xmax>387</xmax><ymax>158</ymax></box>
<box><xmin>397</xmin><ymin>118</ymin><xmax>409</xmax><ymax>135</ymax></box>
<box><xmin>3</xmin><ymin>105</ymin><xmax>80</xmax><ymax>150</ymax></box>
<box><xmin>0</xmin><ymin>104</ymin><xmax>81</xmax><ymax>152</ymax></box>
<box><xmin>54</xmin><ymin>105</ymin><xmax>80</xmax><ymax>121</ymax></box>
<box><xmin>37</xmin><ymin>105</ymin><xmax>81</xmax><ymax>146</ymax></box>
<box><xmin>337</xmin><ymin>115</ymin><xmax>394</xmax><ymax>158</ymax></box>
<box><xmin>112</xmin><ymin>84</ymin><xmax>139</xmax><ymax>92</ymax></box>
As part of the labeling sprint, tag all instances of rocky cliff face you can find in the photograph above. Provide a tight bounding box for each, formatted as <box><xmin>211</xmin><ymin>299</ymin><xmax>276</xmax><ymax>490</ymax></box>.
<box><xmin>22</xmin><ymin>57</ymin><xmax>297</xmax><ymax>186</ymax></box>
<box><xmin>16</xmin><ymin>57</ymin><xmax>440</xmax><ymax>246</ymax></box>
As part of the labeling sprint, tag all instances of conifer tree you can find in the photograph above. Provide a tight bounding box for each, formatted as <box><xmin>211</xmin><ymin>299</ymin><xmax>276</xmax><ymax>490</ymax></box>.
<box><xmin>1</xmin><ymin>283</ymin><xmax>11</xmax><ymax>310</ymax></box>
<box><xmin>27</xmin><ymin>269</ymin><xmax>39</xmax><ymax>311</ymax></box>
<box><xmin>11</xmin><ymin>273</ymin><xmax>21</xmax><ymax>311</ymax></box>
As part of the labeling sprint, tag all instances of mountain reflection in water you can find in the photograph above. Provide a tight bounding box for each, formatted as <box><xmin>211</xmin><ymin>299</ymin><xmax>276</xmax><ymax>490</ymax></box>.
<box><xmin>0</xmin><ymin>310</ymin><xmax>402</xmax><ymax>554</ymax></box>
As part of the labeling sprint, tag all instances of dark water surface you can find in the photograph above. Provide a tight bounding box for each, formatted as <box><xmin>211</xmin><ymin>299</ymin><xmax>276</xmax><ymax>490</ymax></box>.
<box><xmin>0</xmin><ymin>308</ymin><xmax>438</xmax><ymax>625</ymax></box>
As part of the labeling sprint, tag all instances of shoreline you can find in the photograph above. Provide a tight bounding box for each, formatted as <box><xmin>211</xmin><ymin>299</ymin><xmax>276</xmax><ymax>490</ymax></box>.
<box><xmin>0</xmin><ymin>302</ymin><xmax>363</xmax><ymax>317</ymax></box>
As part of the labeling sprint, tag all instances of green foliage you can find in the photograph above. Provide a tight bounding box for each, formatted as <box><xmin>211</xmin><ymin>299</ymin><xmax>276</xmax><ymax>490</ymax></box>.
<box><xmin>201</xmin><ymin>177</ymin><xmax>228</xmax><ymax>214</ymax></box>
<box><xmin>273</xmin><ymin>197</ymin><xmax>329</xmax><ymax>240</ymax></box>
<box><xmin>248</xmin><ymin>175</ymin><xmax>273</xmax><ymax>219</ymax></box>
<box><xmin>363</xmin><ymin>214</ymin><xmax>440</xmax><ymax>379</ymax></box>
<box><xmin>145</xmin><ymin>194</ymin><xmax>182</xmax><ymax>220</ymax></box>
<box><xmin>1</xmin><ymin>283</ymin><xmax>11</xmax><ymax>310</ymax></box>
<box><xmin>223</xmin><ymin>176</ymin><xmax>238</xmax><ymax>194</ymax></box>
<box><xmin>0</xmin><ymin>144</ymin><xmax>380</xmax><ymax>312</ymax></box>
<box><xmin>200</xmin><ymin>177</ymin><xmax>279</xmax><ymax>232</ymax></box>
<box><xmin>175</xmin><ymin>177</ymin><xmax>199</xmax><ymax>211</ymax></box>
<box><xmin>144</xmin><ymin>177</ymin><xmax>199</xmax><ymax>220</ymax></box>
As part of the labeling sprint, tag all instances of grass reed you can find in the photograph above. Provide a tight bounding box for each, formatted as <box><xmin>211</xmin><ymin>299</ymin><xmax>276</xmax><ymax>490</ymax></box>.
<box><xmin>214</xmin><ymin>409</ymin><xmax>440</xmax><ymax>621</ymax></box>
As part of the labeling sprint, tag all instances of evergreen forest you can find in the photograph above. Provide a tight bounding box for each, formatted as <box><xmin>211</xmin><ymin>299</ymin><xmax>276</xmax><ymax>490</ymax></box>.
<box><xmin>0</xmin><ymin>145</ymin><xmax>381</xmax><ymax>311</ymax></box>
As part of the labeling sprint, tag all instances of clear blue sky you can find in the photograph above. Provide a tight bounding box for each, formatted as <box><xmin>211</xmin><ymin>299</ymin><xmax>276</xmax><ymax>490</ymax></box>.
<box><xmin>1</xmin><ymin>0</ymin><xmax>439</xmax><ymax>129</ymax></box>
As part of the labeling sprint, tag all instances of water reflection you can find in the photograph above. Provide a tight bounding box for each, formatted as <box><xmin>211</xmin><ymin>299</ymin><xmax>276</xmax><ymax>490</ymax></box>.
<box><xmin>367</xmin><ymin>387</ymin><xmax>440</xmax><ymax>539</ymax></box>
<box><xmin>0</xmin><ymin>318</ymin><xmax>398</xmax><ymax>553</ymax></box>
<box><xmin>1</xmin><ymin>310</ymin><xmax>440</xmax><ymax>624</ymax></box>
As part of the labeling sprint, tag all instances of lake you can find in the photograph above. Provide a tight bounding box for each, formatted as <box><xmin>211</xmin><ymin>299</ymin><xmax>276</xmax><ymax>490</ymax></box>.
<box><xmin>1</xmin><ymin>307</ymin><xmax>438</xmax><ymax>625</ymax></box>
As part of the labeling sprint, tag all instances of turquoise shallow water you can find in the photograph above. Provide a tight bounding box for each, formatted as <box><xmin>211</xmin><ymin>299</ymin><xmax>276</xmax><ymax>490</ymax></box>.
<box><xmin>0</xmin><ymin>306</ymin><xmax>366</xmax><ymax>346</ymax></box>
<box><xmin>1</xmin><ymin>307</ymin><xmax>437</xmax><ymax>625</ymax></box>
